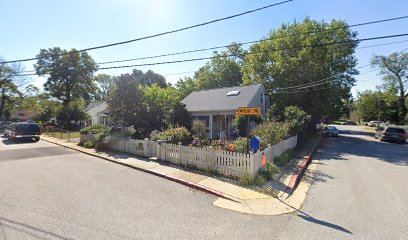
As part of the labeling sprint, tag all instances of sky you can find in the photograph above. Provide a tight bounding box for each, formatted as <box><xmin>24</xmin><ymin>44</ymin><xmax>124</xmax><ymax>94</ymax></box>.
<box><xmin>1</xmin><ymin>0</ymin><xmax>408</xmax><ymax>97</ymax></box>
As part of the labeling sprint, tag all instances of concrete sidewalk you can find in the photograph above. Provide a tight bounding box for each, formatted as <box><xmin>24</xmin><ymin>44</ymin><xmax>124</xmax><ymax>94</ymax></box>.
<box><xmin>41</xmin><ymin>135</ymin><xmax>320</xmax><ymax>215</ymax></box>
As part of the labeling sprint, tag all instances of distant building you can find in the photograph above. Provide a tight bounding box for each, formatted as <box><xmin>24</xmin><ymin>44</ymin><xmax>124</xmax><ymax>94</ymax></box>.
<box><xmin>86</xmin><ymin>101</ymin><xmax>109</xmax><ymax>125</ymax></box>
<box><xmin>181</xmin><ymin>84</ymin><xmax>270</xmax><ymax>139</ymax></box>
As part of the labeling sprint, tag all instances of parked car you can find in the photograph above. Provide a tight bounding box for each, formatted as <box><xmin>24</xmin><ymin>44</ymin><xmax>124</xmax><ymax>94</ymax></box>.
<box><xmin>6</xmin><ymin>122</ymin><xmax>41</xmax><ymax>142</ymax></box>
<box><xmin>0</xmin><ymin>121</ymin><xmax>12</xmax><ymax>131</ymax></box>
<box><xmin>375</xmin><ymin>127</ymin><xmax>406</xmax><ymax>143</ymax></box>
<box><xmin>366</xmin><ymin>121</ymin><xmax>383</xmax><ymax>127</ymax></box>
<box><xmin>323</xmin><ymin>126</ymin><xmax>339</xmax><ymax>137</ymax></box>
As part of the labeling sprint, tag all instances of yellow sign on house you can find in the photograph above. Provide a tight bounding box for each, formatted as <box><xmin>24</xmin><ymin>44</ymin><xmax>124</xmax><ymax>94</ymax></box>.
<box><xmin>237</xmin><ymin>107</ymin><xmax>261</xmax><ymax>116</ymax></box>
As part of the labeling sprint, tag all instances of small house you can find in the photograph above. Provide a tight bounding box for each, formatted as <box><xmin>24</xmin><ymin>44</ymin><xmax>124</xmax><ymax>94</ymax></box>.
<box><xmin>181</xmin><ymin>84</ymin><xmax>270</xmax><ymax>139</ymax></box>
<box><xmin>86</xmin><ymin>101</ymin><xmax>109</xmax><ymax>126</ymax></box>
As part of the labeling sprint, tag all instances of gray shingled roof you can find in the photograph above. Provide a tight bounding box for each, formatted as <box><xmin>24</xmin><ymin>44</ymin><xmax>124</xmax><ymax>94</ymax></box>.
<box><xmin>181</xmin><ymin>84</ymin><xmax>263</xmax><ymax>112</ymax></box>
<box><xmin>86</xmin><ymin>101</ymin><xmax>105</xmax><ymax>111</ymax></box>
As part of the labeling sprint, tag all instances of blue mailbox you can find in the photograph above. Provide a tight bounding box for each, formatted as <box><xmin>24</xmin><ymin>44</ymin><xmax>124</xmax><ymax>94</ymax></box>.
<box><xmin>249</xmin><ymin>136</ymin><xmax>261</xmax><ymax>152</ymax></box>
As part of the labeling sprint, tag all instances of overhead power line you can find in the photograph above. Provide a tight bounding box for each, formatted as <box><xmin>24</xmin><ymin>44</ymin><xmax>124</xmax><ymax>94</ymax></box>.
<box><xmin>12</xmin><ymin>15</ymin><xmax>408</xmax><ymax>74</ymax></box>
<box><xmin>273</xmin><ymin>46</ymin><xmax>408</xmax><ymax>92</ymax></box>
<box><xmin>0</xmin><ymin>0</ymin><xmax>294</xmax><ymax>65</ymax></box>
<box><xmin>276</xmin><ymin>69</ymin><xmax>378</xmax><ymax>94</ymax></box>
<box><xmin>10</xmin><ymin>33</ymin><xmax>408</xmax><ymax>77</ymax></box>
<box><xmin>97</xmin><ymin>15</ymin><xmax>408</xmax><ymax>65</ymax></box>
<box><xmin>96</xmin><ymin>33</ymin><xmax>408</xmax><ymax>70</ymax></box>
<box><xmin>18</xmin><ymin>36</ymin><xmax>408</xmax><ymax>75</ymax></box>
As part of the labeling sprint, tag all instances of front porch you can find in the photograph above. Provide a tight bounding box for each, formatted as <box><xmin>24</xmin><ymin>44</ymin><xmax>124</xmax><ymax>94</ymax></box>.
<box><xmin>192</xmin><ymin>113</ymin><xmax>235</xmax><ymax>140</ymax></box>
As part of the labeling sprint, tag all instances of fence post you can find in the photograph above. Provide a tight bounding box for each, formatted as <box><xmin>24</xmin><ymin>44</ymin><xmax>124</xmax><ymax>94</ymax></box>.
<box><xmin>208</xmin><ymin>146</ymin><xmax>215</xmax><ymax>171</ymax></box>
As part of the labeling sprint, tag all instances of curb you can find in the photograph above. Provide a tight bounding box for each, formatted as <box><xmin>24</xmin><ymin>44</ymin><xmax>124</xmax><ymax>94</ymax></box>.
<box><xmin>41</xmin><ymin>137</ymin><xmax>240</xmax><ymax>203</ymax></box>
<box><xmin>286</xmin><ymin>134</ymin><xmax>322</xmax><ymax>194</ymax></box>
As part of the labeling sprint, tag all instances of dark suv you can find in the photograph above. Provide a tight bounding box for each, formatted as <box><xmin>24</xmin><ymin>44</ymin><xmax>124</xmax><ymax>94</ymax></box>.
<box><xmin>6</xmin><ymin>123</ymin><xmax>41</xmax><ymax>142</ymax></box>
<box><xmin>375</xmin><ymin>127</ymin><xmax>406</xmax><ymax>144</ymax></box>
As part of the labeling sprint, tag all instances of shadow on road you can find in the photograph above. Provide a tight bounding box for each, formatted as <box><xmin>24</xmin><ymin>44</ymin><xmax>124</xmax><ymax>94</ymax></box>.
<box><xmin>297</xmin><ymin>214</ymin><xmax>353</xmax><ymax>234</ymax></box>
<box><xmin>1</xmin><ymin>139</ymin><xmax>39</xmax><ymax>145</ymax></box>
<box><xmin>338</xmin><ymin>130</ymin><xmax>374</xmax><ymax>137</ymax></box>
<box><xmin>0</xmin><ymin>216</ymin><xmax>73</xmax><ymax>240</ymax></box>
<box><xmin>276</xmin><ymin>198</ymin><xmax>353</xmax><ymax>235</ymax></box>
<box><xmin>320</xmin><ymin>133</ymin><xmax>408</xmax><ymax>166</ymax></box>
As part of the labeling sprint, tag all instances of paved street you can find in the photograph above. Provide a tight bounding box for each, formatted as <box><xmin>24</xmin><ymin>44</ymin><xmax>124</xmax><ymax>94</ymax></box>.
<box><xmin>1</xmin><ymin>125</ymin><xmax>407</xmax><ymax>239</ymax></box>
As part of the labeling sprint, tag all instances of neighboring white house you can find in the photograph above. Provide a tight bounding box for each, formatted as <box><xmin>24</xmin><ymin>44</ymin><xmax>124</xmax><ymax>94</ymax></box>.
<box><xmin>86</xmin><ymin>101</ymin><xmax>109</xmax><ymax>126</ymax></box>
<box><xmin>181</xmin><ymin>84</ymin><xmax>270</xmax><ymax>140</ymax></box>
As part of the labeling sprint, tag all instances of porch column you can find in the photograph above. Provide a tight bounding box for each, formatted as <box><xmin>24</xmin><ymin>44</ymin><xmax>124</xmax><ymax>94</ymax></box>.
<box><xmin>209</xmin><ymin>114</ymin><xmax>213</xmax><ymax>139</ymax></box>
<box><xmin>224</xmin><ymin>114</ymin><xmax>227</xmax><ymax>139</ymax></box>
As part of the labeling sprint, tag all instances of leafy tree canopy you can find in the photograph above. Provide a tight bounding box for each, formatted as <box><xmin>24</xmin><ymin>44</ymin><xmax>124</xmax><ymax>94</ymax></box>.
<box><xmin>94</xmin><ymin>74</ymin><xmax>117</xmax><ymax>101</ymax></box>
<box><xmin>242</xmin><ymin>17</ymin><xmax>358</xmax><ymax>120</ymax></box>
<box><xmin>107</xmin><ymin>73</ymin><xmax>148</xmax><ymax>129</ymax></box>
<box><xmin>371</xmin><ymin>52</ymin><xmax>408</xmax><ymax>124</ymax></box>
<box><xmin>34</xmin><ymin>47</ymin><xmax>98</xmax><ymax>106</ymax></box>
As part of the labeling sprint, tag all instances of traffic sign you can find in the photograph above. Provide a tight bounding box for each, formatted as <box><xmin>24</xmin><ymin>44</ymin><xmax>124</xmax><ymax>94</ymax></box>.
<box><xmin>237</xmin><ymin>107</ymin><xmax>261</xmax><ymax>116</ymax></box>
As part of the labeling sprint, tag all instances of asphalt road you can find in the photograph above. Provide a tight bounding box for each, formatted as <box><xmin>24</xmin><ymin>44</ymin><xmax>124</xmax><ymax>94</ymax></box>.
<box><xmin>0</xmin><ymin>126</ymin><xmax>407</xmax><ymax>239</ymax></box>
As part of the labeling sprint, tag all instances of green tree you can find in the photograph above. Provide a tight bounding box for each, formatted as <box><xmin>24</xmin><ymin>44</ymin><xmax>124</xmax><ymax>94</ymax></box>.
<box><xmin>139</xmin><ymin>84</ymin><xmax>178</xmax><ymax>130</ymax></box>
<box><xmin>355</xmin><ymin>90</ymin><xmax>399</xmax><ymax>123</ymax></box>
<box><xmin>140</xmin><ymin>84</ymin><xmax>190</xmax><ymax>130</ymax></box>
<box><xmin>56</xmin><ymin>97</ymin><xmax>88</xmax><ymax>130</ymax></box>
<box><xmin>168</xmin><ymin>102</ymin><xmax>190</xmax><ymax>128</ymax></box>
<box><xmin>371</xmin><ymin>52</ymin><xmax>408</xmax><ymax>124</ymax></box>
<box><xmin>127</xmin><ymin>69</ymin><xmax>167</xmax><ymax>88</ymax></box>
<box><xmin>94</xmin><ymin>74</ymin><xmax>117</xmax><ymax>101</ymax></box>
<box><xmin>283</xmin><ymin>106</ymin><xmax>310</xmax><ymax>134</ymax></box>
<box><xmin>107</xmin><ymin>74</ymin><xmax>148</xmax><ymax>129</ymax></box>
<box><xmin>0</xmin><ymin>61</ymin><xmax>22</xmax><ymax>120</ymax></box>
<box><xmin>35</xmin><ymin>47</ymin><xmax>98</xmax><ymax>106</ymax></box>
<box><xmin>242</xmin><ymin>18</ymin><xmax>358</xmax><ymax>120</ymax></box>
<box><xmin>175</xmin><ymin>77</ymin><xmax>197</xmax><ymax>99</ymax></box>
<box><xmin>195</xmin><ymin>49</ymin><xmax>243</xmax><ymax>90</ymax></box>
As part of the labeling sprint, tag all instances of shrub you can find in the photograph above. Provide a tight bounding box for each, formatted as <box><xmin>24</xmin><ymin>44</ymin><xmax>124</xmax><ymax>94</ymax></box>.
<box><xmin>253</xmin><ymin>175</ymin><xmax>267</xmax><ymax>186</ymax></box>
<box><xmin>149</xmin><ymin>130</ymin><xmax>161</xmax><ymax>141</ymax></box>
<box><xmin>251</xmin><ymin>121</ymin><xmax>291</xmax><ymax>146</ymax></box>
<box><xmin>238</xmin><ymin>174</ymin><xmax>267</xmax><ymax>186</ymax></box>
<box><xmin>266</xmin><ymin>162</ymin><xmax>280</xmax><ymax>176</ymax></box>
<box><xmin>284</xmin><ymin>106</ymin><xmax>310</xmax><ymax>134</ymax></box>
<box><xmin>80</xmin><ymin>124</ymin><xmax>109</xmax><ymax>135</ymax></box>
<box><xmin>95</xmin><ymin>132</ymin><xmax>108</xmax><ymax>150</ymax></box>
<box><xmin>83</xmin><ymin>141</ymin><xmax>96</xmax><ymax>148</ymax></box>
<box><xmin>210</xmin><ymin>139</ymin><xmax>225</xmax><ymax>149</ymax></box>
<box><xmin>259</xmin><ymin>162</ymin><xmax>280</xmax><ymax>181</ymax></box>
<box><xmin>200</xmin><ymin>138</ymin><xmax>211</xmax><ymax>147</ymax></box>
<box><xmin>120</xmin><ymin>126</ymin><xmax>136</xmax><ymax>138</ymax></box>
<box><xmin>160</xmin><ymin>127</ymin><xmax>191</xmax><ymax>144</ymax></box>
<box><xmin>238</xmin><ymin>174</ymin><xmax>253</xmax><ymax>186</ymax></box>
<box><xmin>233</xmin><ymin>137</ymin><xmax>248</xmax><ymax>153</ymax></box>
<box><xmin>191</xmin><ymin>119</ymin><xmax>207</xmax><ymax>139</ymax></box>
<box><xmin>233</xmin><ymin>115</ymin><xmax>263</xmax><ymax>137</ymax></box>
<box><xmin>274</xmin><ymin>149</ymin><xmax>295</xmax><ymax>166</ymax></box>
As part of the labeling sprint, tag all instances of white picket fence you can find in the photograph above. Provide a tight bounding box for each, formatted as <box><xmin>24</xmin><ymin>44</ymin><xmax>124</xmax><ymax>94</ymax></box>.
<box><xmin>107</xmin><ymin>138</ymin><xmax>157</xmax><ymax>158</ymax></box>
<box><xmin>157</xmin><ymin>144</ymin><xmax>253</xmax><ymax>177</ymax></box>
<box><xmin>254</xmin><ymin>135</ymin><xmax>298</xmax><ymax>165</ymax></box>
<box><xmin>80</xmin><ymin>134</ymin><xmax>297</xmax><ymax>178</ymax></box>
